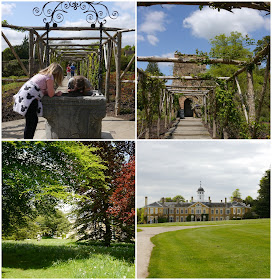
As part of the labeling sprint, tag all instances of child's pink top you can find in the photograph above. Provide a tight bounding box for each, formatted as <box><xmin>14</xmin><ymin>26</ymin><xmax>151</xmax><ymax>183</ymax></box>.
<box><xmin>30</xmin><ymin>74</ymin><xmax>54</xmax><ymax>95</ymax></box>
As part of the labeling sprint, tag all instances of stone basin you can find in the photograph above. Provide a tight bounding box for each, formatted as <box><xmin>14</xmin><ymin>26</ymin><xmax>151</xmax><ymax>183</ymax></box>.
<box><xmin>42</xmin><ymin>92</ymin><xmax>106</xmax><ymax>139</ymax></box>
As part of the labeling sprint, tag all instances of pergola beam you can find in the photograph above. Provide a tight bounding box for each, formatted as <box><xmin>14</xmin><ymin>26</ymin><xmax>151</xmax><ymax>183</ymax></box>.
<box><xmin>2</xmin><ymin>23</ymin><xmax>123</xmax><ymax>31</ymax></box>
<box><xmin>150</xmin><ymin>75</ymin><xmax>229</xmax><ymax>80</ymax></box>
<box><xmin>166</xmin><ymin>85</ymin><xmax>215</xmax><ymax>89</ymax></box>
<box><xmin>138</xmin><ymin>56</ymin><xmax>247</xmax><ymax>65</ymax></box>
<box><xmin>45</xmin><ymin>37</ymin><xmax>107</xmax><ymax>41</ymax></box>
<box><xmin>49</xmin><ymin>44</ymin><xmax>100</xmax><ymax>47</ymax></box>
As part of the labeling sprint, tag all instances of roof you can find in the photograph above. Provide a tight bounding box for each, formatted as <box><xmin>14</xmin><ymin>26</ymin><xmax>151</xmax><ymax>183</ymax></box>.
<box><xmin>145</xmin><ymin>200</ymin><xmax>250</xmax><ymax>208</ymax></box>
<box><xmin>197</xmin><ymin>187</ymin><xmax>204</xmax><ymax>191</ymax></box>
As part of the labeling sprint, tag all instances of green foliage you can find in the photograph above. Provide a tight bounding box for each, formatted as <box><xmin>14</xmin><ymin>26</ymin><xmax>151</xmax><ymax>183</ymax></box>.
<box><xmin>2</xmin><ymin>59</ymin><xmax>29</xmax><ymax>77</ymax></box>
<box><xmin>230</xmin><ymin>188</ymin><xmax>242</xmax><ymax>201</ymax></box>
<box><xmin>2</xmin><ymin>36</ymin><xmax>29</xmax><ymax>61</ymax></box>
<box><xmin>88</xmin><ymin>53</ymin><xmax>99</xmax><ymax>89</ymax></box>
<box><xmin>145</xmin><ymin>62</ymin><xmax>163</xmax><ymax>75</ymax></box>
<box><xmin>255</xmin><ymin>169</ymin><xmax>270</xmax><ymax>218</ymax></box>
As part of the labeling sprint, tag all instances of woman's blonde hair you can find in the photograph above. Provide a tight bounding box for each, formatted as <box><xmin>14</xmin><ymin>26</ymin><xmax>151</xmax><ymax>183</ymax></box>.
<box><xmin>39</xmin><ymin>63</ymin><xmax>63</xmax><ymax>86</ymax></box>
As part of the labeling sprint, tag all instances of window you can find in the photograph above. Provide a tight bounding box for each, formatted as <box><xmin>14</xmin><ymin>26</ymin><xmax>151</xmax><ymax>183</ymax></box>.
<box><xmin>226</xmin><ymin>209</ymin><xmax>230</xmax><ymax>215</ymax></box>
<box><xmin>211</xmin><ymin>209</ymin><xmax>214</xmax><ymax>214</ymax></box>
<box><xmin>181</xmin><ymin>217</ymin><xmax>184</xmax><ymax>222</ymax></box>
<box><xmin>163</xmin><ymin>208</ymin><xmax>168</xmax><ymax>214</ymax></box>
<box><xmin>203</xmin><ymin>209</ymin><xmax>206</xmax><ymax>214</ymax></box>
<box><xmin>181</xmin><ymin>209</ymin><xmax>184</xmax><ymax>214</ymax></box>
<box><xmin>191</xmin><ymin>209</ymin><xmax>194</xmax><ymax>214</ymax></box>
<box><xmin>211</xmin><ymin>217</ymin><xmax>214</xmax><ymax>221</ymax></box>
<box><xmin>216</xmin><ymin>209</ymin><xmax>219</xmax><ymax>214</ymax></box>
<box><xmin>169</xmin><ymin>216</ymin><xmax>174</xmax><ymax>222</ymax></box>
<box><xmin>150</xmin><ymin>208</ymin><xmax>154</xmax><ymax>214</ymax></box>
<box><xmin>242</xmin><ymin>208</ymin><xmax>245</xmax><ymax>214</ymax></box>
<box><xmin>220</xmin><ymin>217</ymin><xmax>223</xmax><ymax>221</ymax></box>
<box><xmin>215</xmin><ymin>217</ymin><xmax>218</xmax><ymax>221</ymax></box>
<box><xmin>170</xmin><ymin>209</ymin><xmax>174</xmax><ymax>214</ymax></box>
<box><xmin>155</xmin><ymin>208</ymin><xmax>158</xmax><ymax>214</ymax></box>
<box><xmin>185</xmin><ymin>209</ymin><xmax>188</xmax><ymax>214</ymax></box>
<box><xmin>237</xmin><ymin>208</ymin><xmax>241</xmax><ymax>214</ymax></box>
<box><xmin>176</xmin><ymin>209</ymin><xmax>179</xmax><ymax>214</ymax></box>
<box><xmin>220</xmin><ymin>209</ymin><xmax>223</xmax><ymax>215</ymax></box>
<box><xmin>233</xmin><ymin>208</ymin><xmax>236</xmax><ymax>214</ymax></box>
<box><xmin>176</xmin><ymin>217</ymin><xmax>179</xmax><ymax>222</ymax></box>
<box><xmin>226</xmin><ymin>216</ymin><xmax>229</xmax><ymax>220</ymax></box>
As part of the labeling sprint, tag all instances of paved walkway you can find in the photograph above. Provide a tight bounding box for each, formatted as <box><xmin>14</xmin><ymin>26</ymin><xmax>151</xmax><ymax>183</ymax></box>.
<box><xmin>2</xmin><ymin>117</ymin><xmax>135</xmax><ymax>139</ymax></box>
<box><xmin>170</xmin><ymin>117</ymin><xmax>211</xmax><ymax>139</ymax></box>
<box><xmin>137</xmin><ymin>225</ymin><xmax>214</xmax><ymax>278</ymax></box>
<box><xmin>2</xmin><ymin>77</ymin><xmax>135</xmax><ymax>139</ymax></box>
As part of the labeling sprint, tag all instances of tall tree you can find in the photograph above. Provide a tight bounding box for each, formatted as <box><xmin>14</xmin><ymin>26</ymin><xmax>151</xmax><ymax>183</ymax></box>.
<box><xmin>107</xmin><ymin>157</ymin><xmax>135</xmax><ymax>242</ymax></box>
<box><xmin>145</xmin><ymin>62</ymin><xmax>163</xmax><ymax>75</ymax></box>
<box><xmin>255</xmin><ymin>169</ymin><xmax>270</xmax><ymax>218</ymax></box>
<box><xmin>172</xmin><ymin>195</ymin><xmax>185</xmax><ymax>202</ymax></box>
<box><xmin>230</xmin><ymin>188</ymin><xmax>242</xmax><ymax>201</ymax></box>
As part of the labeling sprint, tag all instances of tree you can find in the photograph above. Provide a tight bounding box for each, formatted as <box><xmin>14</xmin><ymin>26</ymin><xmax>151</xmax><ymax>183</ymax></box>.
<box><xmin>107</xmin><ymin>157</ymin><xmax>135</xmax><ymax>242</ymax></box>
<box><xmin>255</xmin><ymin>169</ymin><xmax>270</xmax><ymax>218</ymax></box>
<box><xmin>230</xmin><ymin>188</ymin><xmax>242</xmax><ymax>201</ymax></box>
<box><xmin>208</xmin><ymin>31</ymin><xmax>253</xmax><ymax>77</ymax></box>
<box><xmin>145</xmin><ymin>62</ymin><xmax>163</xmax><ymax>75</ymax></box>
<box><xmin>172</xmin><ymin>195</ymin><xmax>185</xmax><ymax>202</ymax></box>
<box><xmin>36</xmin><ymin>210</ymin><xmax>71</xmax><ymax>238</ymax></box>
<box><xmin>244</xmin><ymin>196</ymin><xmax>254</xmax><ymax>207</ymax></box>
<box><xmin>73</xmin><ymin>141</ymin><xmax>135</xmax><ymax>246</ymax></box>
<box><xmin>2</xmin><ymin>141</ymin><xmax>105</xmax><ymax>238</ymax></box>
<box><xmin>165</xmin><ymin>197</ymin><xmax>172</xmax><ymax>202</ymax></box>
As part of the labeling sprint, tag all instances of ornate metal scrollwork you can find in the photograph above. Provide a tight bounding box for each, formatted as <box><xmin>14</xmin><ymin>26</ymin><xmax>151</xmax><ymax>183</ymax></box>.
<box><xmin>33</xmin><ymin>1</ymin><xmax>119</xmax><ymax>25</ymax></box>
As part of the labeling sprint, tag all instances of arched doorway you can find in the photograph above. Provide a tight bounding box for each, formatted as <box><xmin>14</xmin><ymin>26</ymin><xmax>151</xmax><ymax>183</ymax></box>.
<box><xmin>184</xmin><ymin>98</ymin><xmax>193</xmax><ymax>117</ymax></box>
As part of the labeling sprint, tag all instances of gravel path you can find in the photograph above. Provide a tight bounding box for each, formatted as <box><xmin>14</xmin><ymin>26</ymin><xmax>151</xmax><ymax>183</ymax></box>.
<box><xmin>137</xmin><ymin>225</ymin><xmax>214</xmax><ymax>278</ymax></box>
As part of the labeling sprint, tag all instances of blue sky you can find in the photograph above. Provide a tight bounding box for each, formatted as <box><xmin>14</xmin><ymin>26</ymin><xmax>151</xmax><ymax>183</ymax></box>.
<box><xmin>137</xmin><ymin>4</ymin><xmax>270</xmax><ymax>76</ymax></box>
<box><xmin>1</xmin><ymin>1</ymin><xmax>135</xmax><ymax>50</ymax></box>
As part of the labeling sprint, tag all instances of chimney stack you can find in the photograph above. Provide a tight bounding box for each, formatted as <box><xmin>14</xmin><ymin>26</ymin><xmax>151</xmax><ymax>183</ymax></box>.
<box><xmin>161</xmin><ymin>197</ymin><xmax>165</xmax><ymax>204</ymax></box>
<box><xmin>225</xmin><ymin>197</ymin><xmax>227</xmax><ymax>204</ymax></box>
<box><xmin>191</xmin><ymin>196</ymin><xmax>193</xmax><ymax>202</ymax></box>
<box><xmin>145</xmin><ymin>196</ymin><xmax>148</xmax><ymax>207</ymax></box>
<box><xmin>186</xmin><ymin>200</ymin><xmax>188</xmax><ymax>203</ymax></box>
<box><xmin>221</xmin><ymin>200</ymin><xmax>223</xmax><ymax>203</ymax></box>
<box><xmin>209</xmin><ymin>196</ymin><xmax>211</xmax><ymax>203</ymax></box>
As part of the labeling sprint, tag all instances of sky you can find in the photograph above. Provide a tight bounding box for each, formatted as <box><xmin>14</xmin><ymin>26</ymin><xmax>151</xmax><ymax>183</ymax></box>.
<box><xmin>137</xmin><ymin>4</ymin><xmax>270</xmax><ymax>76</ymax></box>
<box><xmin>1</xmin><ymin>1</ymin><xmax>135</xmax><ymax>50</ymax></box>
<box><xmin>137</xmin><ymin>141</ymin><xmax>271</xmax><ymax>208</ymax></box>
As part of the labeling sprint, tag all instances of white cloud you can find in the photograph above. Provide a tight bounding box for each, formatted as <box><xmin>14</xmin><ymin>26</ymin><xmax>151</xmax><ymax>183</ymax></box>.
<box><xmin>1</xmin><ymin>29</ymin><xmax>26</xmax><ymax>51</ymax></box>
<box><xmin>138</xmin><ymin>10</ymin><xmax>168</xmax><ymax>46</ymax></box>
<box><xmin>113</xmin><ymin>1</ymin><xmax>135</xmax><ymax>11</ymax></box>
<box><xmin>158</xmin><ymin>51</ymin><xmax>175</xmax><ymax>70</ymax></box>
<box><xmin>1</xmin><ymin>3</ymin><xmax>16</xmax><ymax>16</ymax></box>
<box><xmin>147</xmin><ymin>34</ymin><xmax>159</xmax><ymax>46</ymax></box>
<box><xmin>183</xmin><ymin>7</ymin><xmax>270</xmax><ymax>40</ymax></box>
<box><xmin>137</xmin><ymin>34</ymin><xmax>145</xmax><ymax>41</ymax></box>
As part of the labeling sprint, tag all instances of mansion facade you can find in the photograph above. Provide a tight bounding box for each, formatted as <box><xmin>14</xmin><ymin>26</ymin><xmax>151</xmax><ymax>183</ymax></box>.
<box><xmin>144</xmin><ymin>186</ymin><xmax>251</xmax><ymax>223</ymax></box>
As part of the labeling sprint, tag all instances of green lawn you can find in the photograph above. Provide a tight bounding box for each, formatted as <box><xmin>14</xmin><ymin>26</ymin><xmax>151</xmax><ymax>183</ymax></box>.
<box><xmin>2</xmin><ymin>239</ymin><xmax>135</xmax><ymax>278</ymax></box>
<box><xmin>139</xmin><ymin>218</ymin><xmax>269</xmax><ymax>227</ymax></box>
<box><xmin>148</xmin><ymin>219</ymin><xmax>270</xmax><ymax>278</ymax></box>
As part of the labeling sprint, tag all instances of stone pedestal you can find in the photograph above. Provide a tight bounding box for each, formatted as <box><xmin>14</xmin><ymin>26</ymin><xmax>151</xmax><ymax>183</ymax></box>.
<box><xmin>42</xmin><ymin>95</ymin><xmax>106</xmax><ymax>139</ymax></box>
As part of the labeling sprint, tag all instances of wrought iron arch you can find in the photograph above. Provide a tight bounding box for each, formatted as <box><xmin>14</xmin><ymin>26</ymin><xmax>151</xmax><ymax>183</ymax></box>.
<box><xmin>33</xmin><ymin>1</ymin><xmax>119</xmax><ymax>91</ymax></box>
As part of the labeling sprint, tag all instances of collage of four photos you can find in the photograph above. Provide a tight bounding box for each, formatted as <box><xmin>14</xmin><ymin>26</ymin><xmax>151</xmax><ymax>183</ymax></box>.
<box><xmin>1</xmin><ymin>1</ymin><xmax>271</xmax><ymax>279</ymax></box>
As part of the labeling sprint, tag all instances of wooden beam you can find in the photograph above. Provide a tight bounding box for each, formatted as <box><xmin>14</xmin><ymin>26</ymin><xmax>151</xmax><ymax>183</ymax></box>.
<box><xmin>1</xmin><ymin>31</ymin><xmax>29</xmax><ymax>77</ymax></box>
<box><xmin>45</xmin><ymin>37</ymin><xmax>107</xmax><ymax>41</ymax></box>
<box><xmin>120</xmin><ymin>54</ymin><xmax>135</xmax><ymax>79</ymax></box>
<box><xmin>2</xmin><ymin>23</ymin><xmax>123</xmax><ymax>31</ymax></box>
<box><xmin>235</xmin><ymin>77</ymin><xmax>249</xmax><ymax>123</ymax></box>
<box><xmin>115</xmin><ymin>32</ymin><xmax>122</xmax><ymax>115</ymax></box>
<box><xmin>166</xmin><ymin>85</ymin><xmax>215</xmax><ymax>89</ymax></box>
<box><xmin>138</xmin><ymin>56</ymin><xmax>247</xmax><ymax>65</ymax></box>
<box><xmin>49</xmin><ymin>44</ymin><xmax>99</xmax><ymax>47</ymax></box>
<box><xmin>105</xmin><ymin>41</ymin><xmax>113</xmax><ymax>102</ymax></box>
<box><xmin>227</xmin><ymin>43</ymin><xmax>270</xmax><ymax>81</ymax></box>
<box><xmin>137</xmin><ymin>2</ymin><xmax>270</xmax><ymax>13</ymax></box>
<box><xmin>150</xmin><ymin>75</ymin><xmax>229</xmax><ymax>80</ymax></box>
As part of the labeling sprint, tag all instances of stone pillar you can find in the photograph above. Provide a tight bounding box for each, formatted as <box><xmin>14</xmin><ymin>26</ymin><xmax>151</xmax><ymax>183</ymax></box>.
<box><xmin>42</xmin><ymin>94</ymin><xmax>106</xmax><ymax>139</ymax></box>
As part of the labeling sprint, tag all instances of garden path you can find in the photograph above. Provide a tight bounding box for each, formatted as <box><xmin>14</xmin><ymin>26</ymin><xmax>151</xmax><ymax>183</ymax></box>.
<box><xmin>170</xmin><ymin>117</ymin><xmax>211</xmax><ymax>139</ymax></box>
<box><xmin>137</xmin><ymin>225</ymin><xmax>214</xmax><ymax>278</ymax></box>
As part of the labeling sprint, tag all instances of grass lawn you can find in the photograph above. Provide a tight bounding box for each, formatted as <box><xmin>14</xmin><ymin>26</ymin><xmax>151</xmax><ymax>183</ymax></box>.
<box><xmin>148</xmin><ymin>219</ymin><xmax>270</xmax><ymax>278</ymax></box>
<box><xmin>2</xmin><ymin>239</ymin><xmax>135</xmax><ymax>278</ymax></box>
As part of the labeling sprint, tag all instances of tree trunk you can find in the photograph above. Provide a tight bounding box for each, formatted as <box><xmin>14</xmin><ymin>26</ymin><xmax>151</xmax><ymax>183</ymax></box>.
<box><xmin>246</xmin><ymin>68</ymin><xmax>256</xmax><ymax>125</ymax></box>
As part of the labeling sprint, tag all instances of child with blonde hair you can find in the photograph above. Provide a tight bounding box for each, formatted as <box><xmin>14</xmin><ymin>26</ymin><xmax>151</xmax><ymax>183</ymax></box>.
<box><xmin>13</xmin><ymin>62</ymin><xmax>64</xmax><ymax>139</ymax></box>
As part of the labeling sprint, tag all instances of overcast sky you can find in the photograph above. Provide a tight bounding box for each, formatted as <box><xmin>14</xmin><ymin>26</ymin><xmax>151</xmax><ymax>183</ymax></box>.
<box><xmin>137</xmin><ymin>4</ymin><xmax>270</xmax><ymax>76</ymax></box>
<box><xmin>1</xmin><ymin>1</ymin><xmax>135</xmax><ymax>50</ymax></box>
<box><xmin>137</xmin><ymin>141</ymin><xmax>271</xmax><ymax>208</ymax></box>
